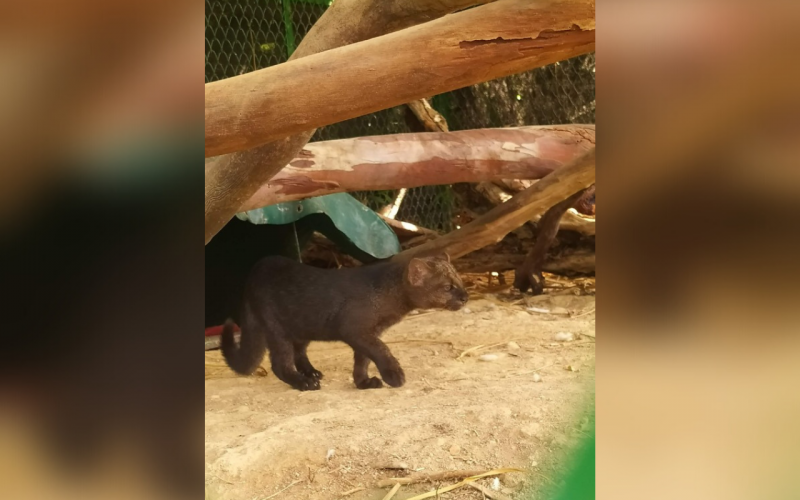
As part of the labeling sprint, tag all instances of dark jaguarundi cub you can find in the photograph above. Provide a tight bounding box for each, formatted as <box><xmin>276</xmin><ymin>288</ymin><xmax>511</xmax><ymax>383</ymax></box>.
<box><xmin>221</xmin><ymin>253</ymin><xmax>468</xmax><ymax>391</ymax></box>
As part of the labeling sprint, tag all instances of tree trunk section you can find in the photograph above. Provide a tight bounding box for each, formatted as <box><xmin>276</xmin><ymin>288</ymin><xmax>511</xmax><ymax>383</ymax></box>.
<box><xmin>205</xmin><ymin>0</ymin><xmax>596</xmax><ymax>157</ymax></box>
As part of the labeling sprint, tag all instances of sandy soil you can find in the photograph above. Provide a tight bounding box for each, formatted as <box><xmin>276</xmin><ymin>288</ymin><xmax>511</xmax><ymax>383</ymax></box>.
<box><xmin>205</xmin><ymin>276</ymin><xmax>595</xmax><ymax>500</ymax></box>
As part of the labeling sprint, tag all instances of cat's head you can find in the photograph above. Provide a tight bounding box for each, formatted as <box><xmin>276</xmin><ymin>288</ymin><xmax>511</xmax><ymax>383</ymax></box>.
<box><xmin>403</xmin><ymin>253</ymin><xmax>469</xmax><ymax>311</ymax></box>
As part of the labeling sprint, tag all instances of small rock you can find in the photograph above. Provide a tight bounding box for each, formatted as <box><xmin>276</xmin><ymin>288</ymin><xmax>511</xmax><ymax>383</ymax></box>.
<box><xmin>461</xmin><ymin>307</ymin><xmax>472</xmax><ymax>314</ymax></box>
<box><xmin>530</xmin><ymin>460</ymin><xmax>538</xmax><ymax>467</ymax></box>
<box><xmin>376</xmin><ymin>462</ymin><xmax>409</xmax><ymax>470</ymax></box>
<box><xmin>554</xmin><ymin>332</ymin><xmax>575</xmax><ymax>342</ymax></box>
<box><xmin>505</xmin><ymin>474</ymin><xmax>526</xmax><ymax>488</ymax></box>
<box><xmin>533</xmin><ymin>373</ymin><xmax>542</xmax><ymax>382</ymax></box>
<box><xmin>553</xmin><ymin>432</ymin><xmax>569</xmax><ymax>446</ymax></box>
<box><xmin>449</xmin><ymin>444</ymin><xmax>461</xmax><ymax>455</ymax></box>
<box><xmin>326</xmin><ymin>449</ymin><xmax>335</xmax><ymax>461</ymax></box>
<box><xmin>507</xmin><ymin>341</ymin><xmax>520</xmax><ymax>350</ymax></box>
<box><xmin>491</xmin><ymin>477</ymin><xmax>501</xmax><ymax>490</ymax></box>
<box><xmin>520</xmin><ymin>423</ymin><xmax>541</xmax><ymax>438</ymax></box>
<box><xmin>408</xmin><ymin>310</ymin><xmax>419</xmax><ymax>315</ymax></box>
<box><xmin>479</xmin><ymin>353</ymin><xmax>500</xmax><ymax>362</ymax></box>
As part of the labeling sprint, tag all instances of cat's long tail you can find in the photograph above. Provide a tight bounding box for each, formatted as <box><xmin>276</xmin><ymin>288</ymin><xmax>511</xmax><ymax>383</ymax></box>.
<box><xmin>220</xmin><ymin>315</ymin><xmax>266</xmax><ymax>375</ymax></box>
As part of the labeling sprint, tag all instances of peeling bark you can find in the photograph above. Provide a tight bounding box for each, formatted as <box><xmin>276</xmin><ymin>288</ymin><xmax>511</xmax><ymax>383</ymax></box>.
<box><xmin>240</xmin><ymin>125</ymin><xmax>595</xmax><ymax>211</ymax></box>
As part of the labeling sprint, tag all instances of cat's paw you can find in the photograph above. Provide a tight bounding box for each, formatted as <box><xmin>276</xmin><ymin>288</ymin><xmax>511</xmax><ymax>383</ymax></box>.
<box><xmin>295</xmin><ymin>377</ymin><xmax>321</xmax><ymax>391</ymax></box>
<box><xmin>299</xmin><ymin>367</ymin><xmax>324</xmax><ymax>380</ymax></box>
<box><xmin>381</xmin><ymin>367</ymin><xmax>406</xmax><ymax>388</ymax></box>
<box><xmin>355</xmin><ymin>377</ymin><xmax>383</xmax><ymax>390</ymax></box>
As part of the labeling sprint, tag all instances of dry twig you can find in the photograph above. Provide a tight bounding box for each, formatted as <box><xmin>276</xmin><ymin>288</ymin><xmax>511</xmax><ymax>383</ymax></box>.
<box><xmin>262</xmin><ymin>479</ymin><xmax>302</xmax><ymax>500</ymax></box>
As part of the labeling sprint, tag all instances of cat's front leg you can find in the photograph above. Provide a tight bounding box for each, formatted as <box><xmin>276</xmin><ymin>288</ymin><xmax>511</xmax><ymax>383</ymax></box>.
<box><xmin>346</xmin><ymin>336</ymin><xmax>405</xmax><ymax>388</ymax></box>
<box><xmin>352</xmin><ymin>351</ymin><xmax>383</xmax><ymax>389</ymax></box>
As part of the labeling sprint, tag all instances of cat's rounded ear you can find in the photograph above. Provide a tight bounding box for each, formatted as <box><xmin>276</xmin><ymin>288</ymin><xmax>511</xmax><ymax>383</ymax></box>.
<box><xmin>407</xmin><ymin>258</ymin><xmax>433</xmax><ymax>286</ymax></box>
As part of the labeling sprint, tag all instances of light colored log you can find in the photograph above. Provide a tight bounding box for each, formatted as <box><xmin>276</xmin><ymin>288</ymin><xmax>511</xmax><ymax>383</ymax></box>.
<box><xmin>240</xmin><ymin>125</ymin><xmax>595</xmax><ymax>211</ymax></box>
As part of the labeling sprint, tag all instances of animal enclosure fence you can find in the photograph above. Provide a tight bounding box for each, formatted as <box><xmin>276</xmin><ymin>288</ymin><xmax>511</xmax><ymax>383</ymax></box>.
<box><xmin>205</xmin><ymin>0</ymin><xmax>596</xmax><ymax>232</ymax></box>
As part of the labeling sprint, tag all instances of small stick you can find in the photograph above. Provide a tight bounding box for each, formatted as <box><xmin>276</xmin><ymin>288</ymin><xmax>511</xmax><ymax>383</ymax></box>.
<box><xmin>381</xmin><ymin>483</ymin><xmax>402</xmax><ymax>500</ymax></box>
<box><xmin>263</xmin><ymin>479</ymin><xmax>302</xmax><ymax>500</ymax></box>
<box><xmin>399</xmin><ymin>469</ymin><xmax>523</xmax><ymax>500</ymax></box>
<box><xmin>572</xmin><ymin>306</ymin><xmax>596</xmax><ymax>319</ymax></box>
<box><xmin>341</xmin><ymin>486</ymin><xmax>365</xmax><ymax>497</ymax></box>
<box><xmin>377</xmin><ymin>468</ymin><xmax>519</xmax><ymax>488</ymax></box>
<box><xmin>457</xmin><ymin>341</ymin><xmax>511</xmax><ymax>359</ymax></box>
<box><xmin>467</xmin><ymin>483</ymin><xmax>513</xmax><ymax>500</ymax></box>
<box><xmin>404</xmin><ymin>311</ymin><xmax>439</xmax><ymax>320</ymax></box>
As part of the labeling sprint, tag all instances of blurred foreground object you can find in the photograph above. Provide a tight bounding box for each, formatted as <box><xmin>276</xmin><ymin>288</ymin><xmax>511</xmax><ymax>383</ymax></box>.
<box><xmin>600</xmin><ymin>1</ymin><xmax>800</xmax><ymax>500</ymax></box>
<box><xmin>0</xmin><ymin>2</ymin><xmax>203</xmax><ymax>499</ymax></box>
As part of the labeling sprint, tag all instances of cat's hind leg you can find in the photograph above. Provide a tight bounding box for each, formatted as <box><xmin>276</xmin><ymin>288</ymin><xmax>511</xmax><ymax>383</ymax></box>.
<box><xmin>293</xmin><ymin>341</ymin><xmax>323</xmax><ymax>381</ymax></box>
<box><xmin>268</xmin><ymin>337</ymin><xmax>320</xmax><ymax>391</ymax></box>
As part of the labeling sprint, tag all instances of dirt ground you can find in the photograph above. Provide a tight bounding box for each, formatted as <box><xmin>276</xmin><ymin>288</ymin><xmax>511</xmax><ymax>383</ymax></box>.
<box><xmin>205</xmin><ymin>274</ymin><xmax>595</xmax><ymax>500</ymax></box>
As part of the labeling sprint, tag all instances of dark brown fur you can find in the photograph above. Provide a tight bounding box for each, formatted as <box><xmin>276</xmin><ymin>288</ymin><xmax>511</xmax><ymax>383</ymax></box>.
<box><xmin>221</xmin><ymin>254</ymin><xmax>468</xmax><ymax>391</ymax></box>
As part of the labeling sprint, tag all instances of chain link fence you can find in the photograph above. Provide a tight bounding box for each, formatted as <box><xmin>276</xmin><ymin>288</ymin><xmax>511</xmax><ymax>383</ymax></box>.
<box><xmin>206</xmin><ymin>0</ymin><xmax>595</xmax><ymax>232</ymax></box>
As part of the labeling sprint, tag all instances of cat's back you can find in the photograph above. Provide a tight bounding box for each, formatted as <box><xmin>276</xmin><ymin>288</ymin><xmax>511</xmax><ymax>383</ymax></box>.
<box><xmin>249</xmin><ymin>255</ymin><xmax>321</xmax><ymax>284</ymax></box>
<box><xmin>247</xmin><ymin>256</ymin><xmax>367</xmax><ymax>296</ymax></box>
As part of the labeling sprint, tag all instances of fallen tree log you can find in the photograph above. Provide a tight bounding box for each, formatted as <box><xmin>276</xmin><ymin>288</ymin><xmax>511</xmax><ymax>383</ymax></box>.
<box><xmin>392</xmin><ymin>148</ymin><xmax>595</xmax><ymax>261</ymax></box>
<box><xmin>240</xmin><ymin>125</ymin><xmax>595</xmax><ymax>211</ymax></box>
<box><xmin>452</xmin><ymin>249</ymin><xmax>595</xmax><ymax>275</ymax></box>
<box><xmin>205</xmin><ymin>0</ymin><xmax>596</xmax><ymax>157</ymax></box>
<box><xmin>204</xmin><ymin>0</ymin><xmax>497</xmax><ymax>244</ymax></box>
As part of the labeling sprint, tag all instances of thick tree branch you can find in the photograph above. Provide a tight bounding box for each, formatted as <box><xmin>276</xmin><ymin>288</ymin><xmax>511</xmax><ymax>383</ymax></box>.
<box><xmin>205</xmin><ymin>0</ymin><xmax>596</xmax><ymax>157</ymax></box>
<box><xmin>240</xmin><ymin>125</ymin><xmax>595</xmax><ymax>210</ymax></box>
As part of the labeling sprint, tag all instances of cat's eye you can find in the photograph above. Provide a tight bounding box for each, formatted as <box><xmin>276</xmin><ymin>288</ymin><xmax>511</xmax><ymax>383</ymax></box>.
<box><xmin>444</xmin><ymin>284</ymin><xmax>452</xmax><ymax>291</ymax></box>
